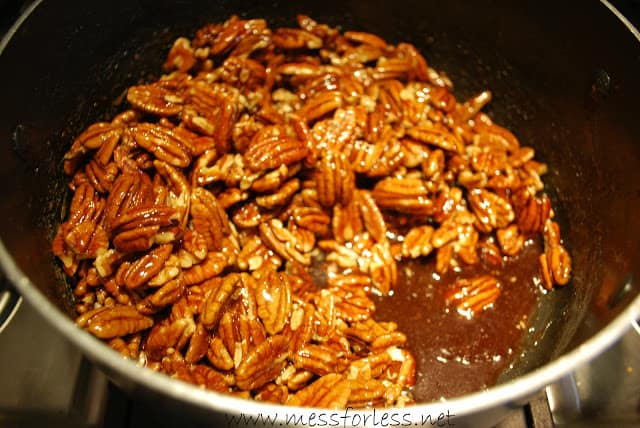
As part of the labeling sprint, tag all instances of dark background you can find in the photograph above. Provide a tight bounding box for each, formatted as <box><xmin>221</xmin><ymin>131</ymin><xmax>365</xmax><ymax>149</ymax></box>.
<box><xmin>2</xmin><ymin>0</ymin><xmax>640</xmax><ymax>36</ymax></box>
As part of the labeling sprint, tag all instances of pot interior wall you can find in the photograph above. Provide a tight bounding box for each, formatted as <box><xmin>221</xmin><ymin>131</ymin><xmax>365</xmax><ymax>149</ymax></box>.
<box><xmin>0</xmin><ymin>0</ymin><xmax>638</xmax><ymax>389</ymax></box>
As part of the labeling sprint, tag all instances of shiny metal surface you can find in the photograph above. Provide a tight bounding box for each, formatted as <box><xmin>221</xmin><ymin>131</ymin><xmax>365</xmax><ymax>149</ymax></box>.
<box><xmin>0</xmin><ymin>0</ymin><xmax>640</xmax><ymax>427</ymax></box>
<box><xmin>547</xmin><ymin>322</ymin><xmax>640</xmax><ymax>427</ymax></box>
<box><xmin>0</xmin><ymin>283</ymin><xmax>20</xmax><ymax>334</ymax></box>
<box><xmin>0</xmin><ymin>299</ymin><xmax>109</xmax><ymax>427</ymax></box>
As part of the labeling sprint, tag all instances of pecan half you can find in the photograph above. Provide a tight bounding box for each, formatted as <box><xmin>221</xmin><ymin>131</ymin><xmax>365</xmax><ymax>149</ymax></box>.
<box><xmin>287</xmin><ymin>373</ymin><xmax>351</xmax><ymax>408</ymax></box>
<box><xmin>76</xmin><ymin>305</ymin><xmax>153</xmax><ymax>339</ymax></box>
<box><xmin>256</xmin><ymin>270</ymin><xmax>292</xmax><ymax>335</ymax></box>
<box><xmin>235</xmin><ymin>335</ymin><xmax>290</xmax><ymax>391</ymax></box>
<box><xmin>111</xmin><ymin>206</ymin><xmax>180</xmax><ymax>253</ymax></box>
<box><xmin>372</xmin><ymin>177</ymin><xmax>433</xmax><ymax>215</ymax></box>
<box><xmin>259</xmin><ymin>219</ymin><xmax>311</xmax><ymax>266</ymax></box>
<box><xmin>468</xmin><ymin>188</ymin><xmax>515</xmax><ymax>232</ymax></box>
<box><xmin>131</xmin><ymin>123</ymin><xmax>192</xmax><ymax>167</ymax></box>
<box><xmin>272</xmin><ymin>28</ymin><xmax>322</xmax><ymax>49</ymax></box>
<box><xmin>315</xmin><ymin>151</ymin><xmax>355</xmax><ymax>207</ymax></box>
<box><xmin>190</xmin><ymin>187</ymin><xmax>230</xmax><ymax>251</ymax></box>
<box><xmin>122</xmin><ymin>244</ymin><xmax>173</xmax><ymax>289</ymax></box>
<box><xmin>444</xmin><ymin>275</ymin><xmax>501</xmax><ymax>319</ymax></box>
<box><xmin>244</xmin><ymin>128</ymin><xmax>308</xmax><ymax>172</ymax></box>
<box><xmin>201</xmin><ymin>274</ymin><xmax>241</xmax><ymax>330</ymax></box>
<box><xmin>127</xmin><ymin>84</ymin><xmax>184</xmax><ymax>117</ymax></box>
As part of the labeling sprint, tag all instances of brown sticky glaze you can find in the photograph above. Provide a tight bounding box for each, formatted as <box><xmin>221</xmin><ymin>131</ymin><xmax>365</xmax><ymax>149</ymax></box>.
<box><xmin>374</xmin><ymin>238</ymin><xmax>543</xmax><ymax>402</ymax></box>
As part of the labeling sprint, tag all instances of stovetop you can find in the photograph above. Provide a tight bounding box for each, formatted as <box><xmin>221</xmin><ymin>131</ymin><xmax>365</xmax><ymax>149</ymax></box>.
<box><xmin>0</xmin><ymin>1</ymin><xmax>639</xmax><ymax>427</ymax></box>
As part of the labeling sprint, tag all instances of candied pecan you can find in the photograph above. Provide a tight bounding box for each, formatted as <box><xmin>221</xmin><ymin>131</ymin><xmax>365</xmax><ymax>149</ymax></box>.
<box><xmin>235</xmin><ymin>335</ymin><xmax>290</xmax><ymax>391</ymax></box>
<box><xmin>218</xmin><ymin>57</ymin><xmax>267</xmax><ymax>92</ymax></box>
<box><xmin>348</xmin><ymin>379</ymin><xmax>387</xmax><ymax>407</ymax></box>
<box><xmin>182</xmin><ymin>82</ymin><xmax>241</xmax><ymax>153</ymax></box>
<box><xmin>444</xmin><ymin>275</ymin><xmax>502</xmax><ymax>319</ymax></box>
<box><xmin>435</xmin><ymin>243</ymin><xmax>455</xmax><ymax>274</ymax></box>
<box><xmin>164</xmin><ymin>37</ymin><xmax>196</xmax><ymax>72</ymax></box>
<box><xmin>315</xmin><ymin>151</ymin><xmax>355</xmax><ymax>208</ymax></box>
<box><xmin>111</xmin><ymin>206</ymin><xmax>180</xmax><ymax>253</ymax></box>
<box><xmin>144</xmin><ymin>318</ymin><xmax>191</xmax><ymax>360</ymax></box>
<box><xmin>236</xmin><ymin>235</ymin><xmax>275</xmax><ymax>271</ymax></box>
<box><xmin>402</xmin><ymin>225</ymin><xmax>434</xmax><ymax>258</ymax></box>
<box><xmin>61</xmin><ymin>220</ymin><xmax>109</xmax><ymax>262</ymax></box>
<box><xmin>392</xmin><ymin>348</ymin><xmax>417</xmax><ymax>388</ymax></box>
<box><xmin>468</xmin><ymin>188</ymin><xmax>515</xmax><ymax>232</ymax></box>
<box><xmin>332</xmin><ymin>201</ymin><xmax>363</xmax><ymax>243</ymax></box>
<box><xmin>85</xmin><ymin>160</ymin><xmax>118</xmax><ymax>193</ymax></box>
<box><xmin>207</xmin><ymin>336</ymin><xmax>234</xmax><ymax>371</ymax></box>
<box><xmin>251</xmin><ymin>163</ymin><xmax>300</xmax><ymax>193</ymax></box>
<box><xmin>244</xmin><ymin>127</ymin><xmax>308</xmax><ymax>172</ymax></box>
<box><xmin>287</xmin><ymin>373</ymin><xmax>351</xmax><ymax>408</ymax></box>
<box><xmin>286</xmin><ymin>302</ymin><xmax>316</xmax><ymax>353</ymax></box>
<box><xmin>127</xmin><ymin>83</ymin><xmax>184</xmax><ymax>117</ymax></box>
<box><xmin>330</xmin><ymin>288</ymin><xmax>376</xmax><ymax>323</ymax></box>
<box><xmin>368</xmin><ymin>241</ymin><xmax>397</xmax><ymax>295</ymax></box>
<box><xmin>352</xmin><ymin>137</ymin><xmax>404</xmax><ymax>177</ymax></box>
<box><xmin>308</xmin><ymin>107</ymin><xmax>359</xmax><ymax>156</ymax></box>
<box><xmin>515</xmin><ymin>190</ymin><xmax>551</xmax><ymax>236</ymax></box>
<box><xmin>294</xmin><ymin>344</ymin><xmax>339</xmax><ymax>376</ymax></box>
<box><xmin>407</xmin><ymin>124</ymin><xmax>463</xmax><ymax>153</ymax></box>
<box><xmin>320</xmin><ymin>240</ymin><xmax>360</xmax><ymax>269</ymax></box>
<box><xmin>76</xmin><ymin>305</ymin><xmax>153</xmax><ymax>339</ymax></box>
<box><xmin>192</xmin><ymin>152</ymin><xmax>255</xmax><ymax>188</ymax></box>
<box><xmin>299</xmin><ymin>91</ymin><xmax>343</xmax><ymax>122</ymax></box>
<box><xmin>292</xmin><ymin>206</ymin><xmax>331</xmax><ymax>236</ymax></box>
<box><xmin>232</xmin><ymin>201</ymin><xmax>277</xmax><ymax>229</ymax></box>
<box><xmin>432</xmin><ymin>187</ymin><xmax>463</xmax><ymax>223</ymax></box>
<box><xmin>345</xmin><ymin>31</ymin><xmax>388</xmax><ymax>49</ymax></box>
<box><xmin>190</xmin><ymin>187</ymin><xmax>230</xmax><ymax>251</ymax></box>
<box><xmin>255</xmin><ymin>384</ymin><xmax>289</xmax><ymax>404</ymax></box>
<box><xmin>108</xmin><ymin>337</ymin><xmax>132</xmax><ymax>358</ymax></box>
<box><xmin>185</xmin><ymin>322</ymin><xmax>209</xmax><ymax>363</ymax></box>
<box><xmin>284</xmin><ymin>368</ymin><xmax>315</xmax><ymax>391</ymax></box>
<box><xmin>154</xmin><ymin>160</ymin><xmax>191</xmax><ymax>225</ymax></box>
<box><xmin>122</xmin><ymin>244</ymin><xmax>173</xmax><ymax>289</ymax></box>
<box><xmin>259</xmin><ymin>219</ymin><xmax>311</xmax><ymax>266</ymax></box>
<box><xmin>546</xmin><ymin>244</ymin><xmax>572</xmax><ymax>286</ymax></box>
<box><xmin>256</xmin><ymin>270</ymin><xmax>292</xmax><ymax>335</ymax></box>
<box><xmin>373</xmin><ymin>57</ymin><xmax>414</xmax><ymax>81</ymax></box>
<box><xmin>474</xmin><ymin>122</ymin><xmax>520</xmax><ymax>153</ymax></box>
<box><xmin>104</xmin><ymin>171</ymin><xmax>155</xmax><ymax>229</ymax></box>
<box><xmin>64</xmin><ymin>123</ymin><xmax>123</xmax><ymax>174</ymax></box>
<box><xmin>496</xmin><ymin>225</ymin><xmax>525</xmax><ymax>257</ymax></box>
<box><xmin>422</xmin><ymin>148</ymin><xmax>445</xmax><ymax>181</ymax></box>
<box><xmin>272</xmin><ymin>28</ymin><xmax>322</xmax><ymax>49</ymax></box>
<box><xmin>540</xmin><ymin>220</ymin><xmax>572</xmax><ymax>289</ymax></box>
<box><xmin>190</xmin><ymin>364</ymin><xmax>231</xmax><ymax>393</ymax></box>
<box><xmin>357</xmin><ymin>190</ymin><xmax>387</xmax><ymax>243</ymax></box>
<box><xmin>454</xmin><ymin>90</ymin><xmax>492</xmax><ymax>123</ymax></box>
<box><xmin>255</xmin><ymin>178</ymin><xmax>300</xmax><ymax>209</ymax></box>
<box><xmin>130</xmin><ymin>123</ymin><xmax>192</xmax><ymax>167</ymax></box>
<box><xmin>201</xmin><ymin>274</ymin><xmax>240</xmax><ymax>330</ymax></box>
<box><xmin>372</xmin><ymin>177</ymin><xmax>433</xmax><ymax>215</ymax></box>
<box><xmin>182</xmin><ymin>252</ymin><xmax>226</xmax><ymax>285</ymax></box>
<box><xmin>137</xmin><ymin>275</ymin><xmax>185</xmax><ymax>315</ymax></box>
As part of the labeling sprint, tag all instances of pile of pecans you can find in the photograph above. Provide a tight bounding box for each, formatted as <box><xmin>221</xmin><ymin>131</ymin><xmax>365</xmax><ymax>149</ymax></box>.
<box><xmin>52</xmin><ymin>15</ymin><xmax>571</xmax><ymax>408</ymax></box>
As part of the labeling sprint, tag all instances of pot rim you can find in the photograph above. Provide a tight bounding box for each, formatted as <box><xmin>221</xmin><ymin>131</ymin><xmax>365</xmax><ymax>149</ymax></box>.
<box><xmin>1</xmin><ymin>0</ymin><xmax>639</xmax><ymax>422</ymax></box>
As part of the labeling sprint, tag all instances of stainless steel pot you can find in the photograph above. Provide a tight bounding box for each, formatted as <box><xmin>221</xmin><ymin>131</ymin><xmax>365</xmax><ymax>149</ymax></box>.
<box><xmin>0</xmin><ymin>0</ymin><xmax>639</xmax><ymax>426</ymax></box>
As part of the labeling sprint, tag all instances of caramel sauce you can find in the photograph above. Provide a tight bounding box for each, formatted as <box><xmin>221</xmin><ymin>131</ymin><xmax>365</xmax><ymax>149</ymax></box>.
<box><xmin>374</xmin><ymin>238</ymin><xmax>543</xmax><ymax>402</ymax></box>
